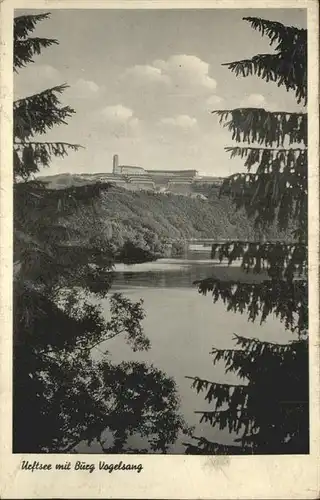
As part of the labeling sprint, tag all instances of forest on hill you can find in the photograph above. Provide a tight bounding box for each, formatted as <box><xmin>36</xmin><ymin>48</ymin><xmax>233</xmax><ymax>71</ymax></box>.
<box><xmin>58</xmin><ymin>184</ymin><xmax>290</xmax><ymax>263</ymax></box>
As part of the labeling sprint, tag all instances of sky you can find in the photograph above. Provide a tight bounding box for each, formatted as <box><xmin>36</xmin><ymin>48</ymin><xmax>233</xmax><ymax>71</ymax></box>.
<box><xmin>14</xmin><ymin>8</ymin><xmax>307</xmax><ymax>177</ymax></box>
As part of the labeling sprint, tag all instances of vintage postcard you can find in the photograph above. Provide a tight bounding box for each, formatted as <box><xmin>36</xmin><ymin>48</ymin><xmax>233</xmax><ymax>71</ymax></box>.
<box><xmin>0</xmin><ymin>0</ymin><xmax>319</xmax><ymax>498</ymax></box>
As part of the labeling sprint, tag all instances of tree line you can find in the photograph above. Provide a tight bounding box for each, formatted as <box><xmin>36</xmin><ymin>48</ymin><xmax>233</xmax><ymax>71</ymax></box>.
<box><xmin>40</xmin><ymin>182</ymin><xmax>294</xmax><ymax>262</ymax></box>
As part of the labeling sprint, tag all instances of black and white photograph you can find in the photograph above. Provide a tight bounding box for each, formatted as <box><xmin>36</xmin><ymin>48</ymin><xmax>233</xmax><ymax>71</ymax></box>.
<box><xmin>10</xmin><ymin>4</ymin><xmax>312</xmax><ymax>461</ymax></box>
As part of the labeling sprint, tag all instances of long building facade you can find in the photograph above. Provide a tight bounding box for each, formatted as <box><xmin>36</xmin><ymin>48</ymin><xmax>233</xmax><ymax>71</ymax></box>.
<box><xmin>40</xmin><ymin>155</ymin><xmax>224</xmax><ymax>192</ymax></box>
<box><xmin>110</xmin><ymin>154</ymin><xmax>223</xmax><ymax>192</ymax></box>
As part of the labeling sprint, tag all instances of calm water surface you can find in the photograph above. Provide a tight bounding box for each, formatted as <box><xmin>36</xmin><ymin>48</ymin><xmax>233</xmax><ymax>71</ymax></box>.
<box><xmin>85</xmin><ymin>247</ymin><xmax>292</xmax><ymax>453</ymax></box>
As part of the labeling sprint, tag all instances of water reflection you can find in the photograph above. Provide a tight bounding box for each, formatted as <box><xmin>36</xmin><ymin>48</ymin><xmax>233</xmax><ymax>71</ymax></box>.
<box><xmin>113</xmin><ymin>254</ymin><xmax>268</xmax><ymax>291</ymax></box>
<box><xmin>84</xmin><ymin>247</ymin><xmax>288</xmax><ymax>454</ymax></box>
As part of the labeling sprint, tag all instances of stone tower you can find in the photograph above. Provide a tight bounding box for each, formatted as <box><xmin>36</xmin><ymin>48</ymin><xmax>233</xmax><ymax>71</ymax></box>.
<box><xmin>113</xmin><ymin>154</ymin><xmax>119</xmax><ymax>174</ymax></box>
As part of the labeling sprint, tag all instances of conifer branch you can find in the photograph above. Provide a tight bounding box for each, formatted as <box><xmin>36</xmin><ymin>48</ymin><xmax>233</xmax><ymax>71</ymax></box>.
<box><xmin>14</xmin><ymin>13</ymin><xmax>52</xmax><ymax>39</ymax></box>
<box><xmin>14</xmin><ymin>142</ymin><xmax>82</xmax><ymax>179</ymax></box>
<box><xmin>185</xmin><ymin>376</ymin><xmax>247</xmax><ymax>390</ymax></box>
<box><xmin>209</xmin><ymin>240</ymin><xmax>307</xmax><ymax>279</ymax></box>
<box><xmin>213</xmin><ymin>108</ymin><xmax>305</xmax><ymax>117</ymax></box>
<box><xmin>210</xmin><ymin>339</ymin><xmax>307</xmax><ymax>380</ymax></box>
<box><xmin>14</xmin><ymin>38</ymin><xmax>59</xmax><ymax>70</ymax></box>
<box><xmin>232</xmin><ymin>334</ymin><xmax>304</xmax><ymax>349</ymax></box>
<box><xmin>243</xmin><ymin>17</ymin><xmax>306</xmax><ymax>49</ymax></box>
<box><xmin>14</xmin><ymin>84</ymin><xmax>69</xmax><ymax>106</ymax></box>
<box><xmin>222</xmin><ymin>54</ymin><xmax>307</xmax><ymax>105</ymax></box>
<box><xmin>212</xmin><ymin>109</ymin><xmax>307</xmax><ymax>147</ymax></box>
<box><xmin>14</xmin><ymin>141</ymin><xmax>82</xmax><ymax>148</ymax></box>
<box><xmin>194</xmin><ymin>278</ymin><xmax>308</xmax><ymax>332</ymax></box>
<box><xmin>226</xmin><ymin>146</ymin><xmax>306</xmax><ymax>153</ymax></box>
<box><xmin>184</xmin><ymin>436</ymin><xmax>245</xmax><ymax>454</ymax></box>
<box><xmin>220</xmin><ymin>171</ymin><xmax>307</xmax><ymax>233</ymax></box>
<box><xmin>210</xmin><ymin>340</ymin><xmax>302</xmax><ymax>357</ymax></box>
<box><xmin>225</xmin><ymin>146</ymin><xmax>307</xmax><ymax>171</ymax></box>
<box><xmin>221</xmin><ymin>18</ymin><xmax>307</xmax><ymax>104</ymax></box>
<box><xmin>14</xmin><ymin>85</ymin><xmax>75</xmax><ymax>141</ymax></box>
<box><xmin>14</xmin><ymin>13</ymin><xmax>58</xmax><ymax>70</ymax></box>
<box><xmin>196</xmin><ymin>408</ymin><xmax>252</xmax><ymax>433</ymax></box>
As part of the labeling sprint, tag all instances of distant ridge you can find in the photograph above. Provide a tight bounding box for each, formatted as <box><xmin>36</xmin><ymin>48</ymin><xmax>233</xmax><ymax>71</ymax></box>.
<box><xmin>38</xmin><ymin>170</ymin><xmax>225</xmax><ymax>195</ymax></box>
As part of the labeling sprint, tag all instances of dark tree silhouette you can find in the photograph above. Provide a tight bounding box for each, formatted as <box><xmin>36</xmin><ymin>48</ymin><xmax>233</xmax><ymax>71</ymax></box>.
<box><xmin>185</xmin><ymin>17</ymin><xmax>308</xmax><ymax>455</ymax></box>
<box><xmin>13</xmin><ymin>12</ymin><xmax>188</xmax><ymax>454</ymax></box>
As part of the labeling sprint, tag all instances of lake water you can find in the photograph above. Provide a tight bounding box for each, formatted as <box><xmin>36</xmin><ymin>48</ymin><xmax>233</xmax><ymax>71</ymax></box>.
<box><xmin>82</xmin><ymin>247</ymin><xmax>293</xmax><ymax>453</ymax></box>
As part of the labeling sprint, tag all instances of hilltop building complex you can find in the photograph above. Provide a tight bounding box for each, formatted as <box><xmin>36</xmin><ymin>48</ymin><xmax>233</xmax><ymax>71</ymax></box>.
<box><xmin>41</xmin><ymin>154</ymin><xmax>224</xmax><ymax>194</ymax></box>
<box><xmin>106</xmin><ymin>154</ymin><xmax>223</xmax><ymax>194</ymax></box>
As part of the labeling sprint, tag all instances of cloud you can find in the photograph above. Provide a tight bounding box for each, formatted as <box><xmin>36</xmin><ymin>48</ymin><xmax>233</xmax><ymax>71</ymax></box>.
<box><xmin>14</xmin><ymin>65</ymin><xmax>104</xmax><ymax>103</ymax></box>
<box><xmin>240</xmin><ymin>93</ymin><xmax>267</xmax><ymax>108</ymax></box>
<box><xmin>14</xmin><ymin>64</ymin><xmax>62</xmax><ymax>98</ymax></box>
<box><xmin>100</xmin><ymin>104</ymin><xmax>134</xmax><ymax>123</ymax></box>
<box><xmin>206</xmin><ymin>95</ymin><xmax>224</xmax><ymax>108</ymax></box>
<box><xmin>239</xmin><ymin>93</ymin><xmax>278</xmax><ymax>111</ymax></box>
<box><xmin>154</xmin><ymin>55</ymin><xmax>217</xmax><ymax>91</ymax></box>
<box><xmin>95</xmin><ymin>104</ymin><xmax>140</xmax><ymax>137</ymax></box>
<box><xmin>122</xmin><ymin>65</ymin><xmax>170</xmax><ymax>85</ymax></box>
<box><xmin>69</xmin><ymin>78</ymin><xmax>103</xmax><ymax>99</ymax></box>
<box><xmin>122</xmin><ymin>54</ymin><xmax>217</xmax><ymax>94</ymax></box>
<box><xmin>40</xmin><ymin>65</ymin><xmax>61</xmax><ymax>81</ymax></box>
<box><xmin>158</xmin><ymin>114</ymin><xmax>197</xmax><ymax>130</ymax></box>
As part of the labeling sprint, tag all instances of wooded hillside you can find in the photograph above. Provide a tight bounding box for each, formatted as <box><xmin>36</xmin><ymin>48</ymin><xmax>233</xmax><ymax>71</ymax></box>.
<box><xmin>50</xmin><ymin>182</ymin><xmax>292</xmax><ymax>263</ymax></box>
